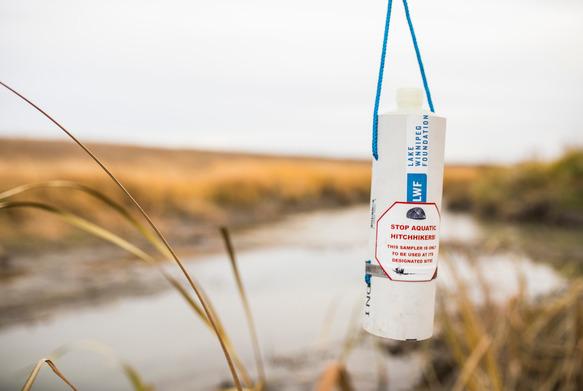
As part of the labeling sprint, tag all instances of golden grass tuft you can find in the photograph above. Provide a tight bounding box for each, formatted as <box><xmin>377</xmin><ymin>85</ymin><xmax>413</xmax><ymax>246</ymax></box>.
<box><xmin>444</xmin><ymin>149</ymin><xmax>583</xmax><ymax>224</ymax></box>
<box><xmin>417</xmin><ymin>250</ymin><xmax>583</xmax><ymax>390</ymax></box>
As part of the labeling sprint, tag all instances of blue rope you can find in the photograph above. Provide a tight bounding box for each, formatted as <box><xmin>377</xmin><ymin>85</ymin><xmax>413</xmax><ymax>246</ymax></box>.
<box><xmin>402</xmin><ymin>0</ymin><xmax>435</xmax><ymax>113</ymax></box>
<box><xmin>372</xmin><ymin>0</ymin><xmax>393</xmax><ymax>161</ymax></box>
<box><xmin>372</xmin><ymin>0</ymin><xmax>435</xmax><ymax>160</ymax></box>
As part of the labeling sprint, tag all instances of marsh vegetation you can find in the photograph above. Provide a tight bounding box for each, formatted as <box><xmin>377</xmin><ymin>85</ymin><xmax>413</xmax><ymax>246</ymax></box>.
<box><xmin>1</xmin><ymin>137</ymin><xmax>582</xmax><ymax>390</ymax></box>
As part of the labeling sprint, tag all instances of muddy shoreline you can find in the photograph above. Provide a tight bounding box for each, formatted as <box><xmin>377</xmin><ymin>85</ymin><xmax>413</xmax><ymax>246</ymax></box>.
<box><xmin>0</xmin><ymin>201</ymin><xmax>363</xmax><ymax>330</ymax></box>
<box><xmin>2</xmin><ymin>203</ymin><xmax>583</xmax><ymax>332</ymax></box>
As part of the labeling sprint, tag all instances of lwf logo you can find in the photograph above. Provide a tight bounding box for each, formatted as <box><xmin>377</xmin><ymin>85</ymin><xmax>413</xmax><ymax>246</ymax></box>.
<box><xmin>407</xmin><ymin>173</ymin><xmax>427</xmax><ymax>202</ymax></box>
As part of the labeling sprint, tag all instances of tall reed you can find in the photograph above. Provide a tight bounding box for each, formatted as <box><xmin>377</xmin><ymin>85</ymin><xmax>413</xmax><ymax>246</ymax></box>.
<box><xmin>21</xmin><ymin>358</ymin><xmax>77</xmax><ymax>391</ymax></box>
<box><xmin>0</xmin><ymin>80</ymin><xmax>244</xmax><ymax>390</ymax></box>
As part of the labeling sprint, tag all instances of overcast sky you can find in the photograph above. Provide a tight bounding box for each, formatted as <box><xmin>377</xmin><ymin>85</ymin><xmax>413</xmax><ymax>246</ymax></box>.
<box><xmin>1</xmin><ymin>0</ymin><xmax>582</xmax><ymax>163</ymax></box>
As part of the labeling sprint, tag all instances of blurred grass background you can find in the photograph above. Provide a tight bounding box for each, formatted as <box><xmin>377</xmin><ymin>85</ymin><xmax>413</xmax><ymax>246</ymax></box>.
<box><xmin>0</xmin><ymin>138</ymin><xmax>370</xmax><ymax>254</ymax></box>
<box><xmin>444</xmin><ymin>149</ymin><xmax>583</xmax><ymax>225</ymax></box>
<box><xmin>1</xmin><ymin>137</ymin><xmax>583</xmax><ymax>390</ymax></box>
<box><xmin>2</xmin><ymin>138</ymin><xmax>582</xmax><ymax>257</ymax></box>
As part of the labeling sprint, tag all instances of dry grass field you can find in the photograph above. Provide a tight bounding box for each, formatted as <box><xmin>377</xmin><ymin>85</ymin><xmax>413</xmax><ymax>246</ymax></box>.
<box><xmin>0</xmin><ymin>138</ymin><xmax>372</xmax><ymax>254</ymax></box>
<box><xmin>3</xmin><ymin>137</ymin><xmax>579</xmax><ymax>257</ymax></box>
<box><xmin>11</xmin><ymin>136</ymin><xmax>567</xmax><ymax>256</ymax></box>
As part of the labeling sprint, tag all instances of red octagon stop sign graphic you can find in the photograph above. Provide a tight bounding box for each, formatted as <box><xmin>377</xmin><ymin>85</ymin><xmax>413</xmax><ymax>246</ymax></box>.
<box><xmin>375</xmin><ymin>201</ymin><xmax>441</xmax><ymax>282</ymax></box>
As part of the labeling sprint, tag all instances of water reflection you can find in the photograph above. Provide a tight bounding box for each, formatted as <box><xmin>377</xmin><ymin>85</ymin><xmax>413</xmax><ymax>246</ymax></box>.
<box><xmin>0</xmin><ymin>206</ymin><xmax>564</xmax><ymax>390</ymax></box>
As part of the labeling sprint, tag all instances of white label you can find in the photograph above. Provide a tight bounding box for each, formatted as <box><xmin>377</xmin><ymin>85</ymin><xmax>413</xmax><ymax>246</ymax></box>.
<box><xmin>406</xmin><ymin>115</ymin><xmax>431</xmax><ymax>203</ymax></box>
<box><xmin>374</xmin><ymin>201</ymin><xmax>440</xmax><ymax>282</ymax></box>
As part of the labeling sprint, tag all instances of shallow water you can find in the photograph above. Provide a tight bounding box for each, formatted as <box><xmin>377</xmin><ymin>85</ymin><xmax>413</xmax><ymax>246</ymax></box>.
<box><xmin>0</xmin><ymin>207</ymin><xmax>564</xmax><ymax>390</ymax></box>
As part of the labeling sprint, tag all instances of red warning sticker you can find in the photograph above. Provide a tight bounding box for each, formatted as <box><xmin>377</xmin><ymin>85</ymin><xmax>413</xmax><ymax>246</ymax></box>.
<box><xmin>375</xmin><ymin>201</ymin><xmax>441</xmax><ymax>282</ymax></box>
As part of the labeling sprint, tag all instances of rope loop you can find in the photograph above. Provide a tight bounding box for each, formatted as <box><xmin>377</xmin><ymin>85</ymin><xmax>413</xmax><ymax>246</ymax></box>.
<box><xmin>372</xmin><ymin>0</ymin><xmax>435</xmax><ymax>160</ymax></box>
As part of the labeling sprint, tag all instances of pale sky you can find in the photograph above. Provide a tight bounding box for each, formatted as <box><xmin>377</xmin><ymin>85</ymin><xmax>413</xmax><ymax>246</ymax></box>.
<box><xmin>1</xmin><ymin>0</ymin><xmax>582</xmax><ymax>163</ymax></box>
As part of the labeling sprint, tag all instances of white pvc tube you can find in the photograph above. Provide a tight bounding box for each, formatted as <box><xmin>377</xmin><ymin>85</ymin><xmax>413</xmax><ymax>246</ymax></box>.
<box><xmin>363</xmin><ymin>88</ymin><xmax>446</xmax><ymax>341</ymax></box>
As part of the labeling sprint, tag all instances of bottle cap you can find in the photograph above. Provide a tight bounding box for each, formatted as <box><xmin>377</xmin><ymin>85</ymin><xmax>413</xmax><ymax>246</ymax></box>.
<box><xmin>396</xmin><ymin>87</ymin><xmax>424</xmax><ymax>110</ymax></box>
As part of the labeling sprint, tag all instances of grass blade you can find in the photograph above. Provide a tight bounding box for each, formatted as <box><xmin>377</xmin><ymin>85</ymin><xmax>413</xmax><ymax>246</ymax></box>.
<box><xmin>50</xmin><ymin>340</ymin><xmax>153</xmax><ymax>391</ymax></box>
<box><xmin>451</xmin><ymin>335</ymin><xmax>492</xmax><ymax>391</ymax></box>
<box><xmin>21</xmin><ymin>358</ymin><xmax>77</xmax><ymax>391</ymax></box>
<box><xmin>220</xmin><ymin>227</ymin><xmax>266</xmax><ymax>387</ymax></box>
<box><xmin>0</xmin><ymin>201</ymin><xmax>153</xmax><ymax>260</ymax></box>
<box><xmin>0</xmin><ymin>80</ymin><xmax>242</xmax><ymax>390</ymax></box>
<box><xmin>315</xmin><ymin>362</ymin><xmax>354</xmax><ymax>391</ymax></box>
<box><xmin>0</xmin><ymin>180</ymin><xmax>171</xmax><ymax>258</ymax></box>
<box><xmin>0</xmin><ymin>200</ymin><xmax>254</xmax><ymax>387</ymax></box>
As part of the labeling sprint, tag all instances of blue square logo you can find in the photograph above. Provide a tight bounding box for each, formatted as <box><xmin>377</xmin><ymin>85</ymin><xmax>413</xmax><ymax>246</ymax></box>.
<box><xmin>407</xmin><ymin>173</ymin><xmax>427</xmax><ymax>202</ymax></box>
